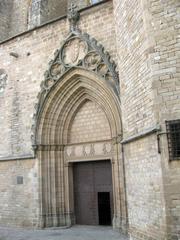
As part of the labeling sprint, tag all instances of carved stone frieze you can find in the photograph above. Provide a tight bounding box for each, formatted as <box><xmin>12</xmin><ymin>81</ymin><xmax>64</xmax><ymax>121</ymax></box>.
<box><xmin>65</xmin><ymin>141</ymin><xmax>112</xmax><ymax>160</ymax></box>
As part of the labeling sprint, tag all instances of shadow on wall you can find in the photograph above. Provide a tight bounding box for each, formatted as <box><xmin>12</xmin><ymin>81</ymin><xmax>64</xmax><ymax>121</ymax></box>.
<box><xmin>0</xmin><ymin>0</ymin><xmax>103</xmax><ymax>42</ymax></box>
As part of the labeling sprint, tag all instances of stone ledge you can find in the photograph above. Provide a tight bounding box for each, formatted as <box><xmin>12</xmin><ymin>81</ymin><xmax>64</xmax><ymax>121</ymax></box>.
<box><xmin>0</xmin><ymin>154</ymin><xmax>35</xmax><ymax>161</ymax></box>
<box><xmin>121</xmin><ymin>125</ymin><xmax>161</xmax><ymax>144</ymax></box>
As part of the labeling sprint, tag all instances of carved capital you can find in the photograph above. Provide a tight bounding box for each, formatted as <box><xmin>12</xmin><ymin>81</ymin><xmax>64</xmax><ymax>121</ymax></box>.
<box><xmin>34</xmin><ymin>144</ymin><xmax>65</xmax><ymax>151</ymax></box>
<box><xmin>112</xmin><ymin>134</ymin><xmax>122</xmax><ymax>145</ymax></box>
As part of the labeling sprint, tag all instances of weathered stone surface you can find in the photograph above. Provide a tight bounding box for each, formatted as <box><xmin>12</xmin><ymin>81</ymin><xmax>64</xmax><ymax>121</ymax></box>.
<box><xmin>0</xmin><ymin>1</ymin><xmax>179</xmax><ymax>239</ymax></box>
<box><xmin>0</xmin><ymin>0</ymin><xmax>103</xmax><ymax>41</ymax></box>
<box><xmin>113</xmin><ymin>0</ymin><xmax>180</xmax><ymax>238</ymax></box>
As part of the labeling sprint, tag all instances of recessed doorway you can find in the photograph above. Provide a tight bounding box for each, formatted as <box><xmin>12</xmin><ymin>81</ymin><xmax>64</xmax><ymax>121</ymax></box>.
<box><xmin>73</xmin><ymin>160</ymin><xmax>113</xmax><ymax>226</ymax></box>
<box><xmin>98</xmin><ymin>192</ymin><xmax>111</xmax><ymax>225</ymax></box>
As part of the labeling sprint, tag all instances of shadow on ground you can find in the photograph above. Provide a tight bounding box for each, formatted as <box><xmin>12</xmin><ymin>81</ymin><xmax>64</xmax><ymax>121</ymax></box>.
<box><xmin>0</xmin><ymin>225</ymin><xmax>128</xmax><ymax>240</ymax></box>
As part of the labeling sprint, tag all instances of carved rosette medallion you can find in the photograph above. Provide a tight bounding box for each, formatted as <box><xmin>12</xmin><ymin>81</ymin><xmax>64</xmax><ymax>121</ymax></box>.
<box><xmin>61</xmin><ymin>37</ymin><xmax>88</xmax><ymax>67</ymax></box>
<box><xmin>84</xmin><ymin>51</ymin><xmax>102</xmax><ymax>70</ymax></box>
<box><xmin>50</xmin><ymin>62</ymin><xmax>65</xmax><ymax>79</ymax></box>
<box><xmin>97</xmin><ymin>64</ymin><xmax>109</xmax><ymax>76</ymax></box>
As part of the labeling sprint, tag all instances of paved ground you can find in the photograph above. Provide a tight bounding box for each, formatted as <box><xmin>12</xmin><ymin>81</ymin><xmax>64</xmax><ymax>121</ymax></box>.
<box><xmin>0</xmin><ymin>225</ymin><xmax>128</xmax><ymax>240</ymax></box>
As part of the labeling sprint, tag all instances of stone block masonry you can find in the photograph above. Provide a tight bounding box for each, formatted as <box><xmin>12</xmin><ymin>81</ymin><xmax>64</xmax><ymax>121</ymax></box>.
<box><xmin>69</xmin><ymin>101</ymin><xmax>111</xmax><ymax>144</ymax></box>
<box><xmin>0</xmin><ymin>0</ymin><xmax>104</xmax><ymax>41</ymax></box>
<box><xmin>113</xmin><ymin>0</ymin><xmax>180</xmax><ymax>239</ymax></box>
<box><xmin>0</xmin><ymin>1</ymin><xmax>118</xmax><ymax>228</ymax></box>
<box><xmin>0</xmin><ymin>159</ymin><xmax>38</xmax><ymax>227</ymax></box>
<box><xmin>0</xmin><ymin>1</ymin><xmax>116</xmax><ymax>159</ymax></box>
<box><xmin>0</xmin><ymin>0</ymin><xmax>179</xmax><ymax>239</ymax></box>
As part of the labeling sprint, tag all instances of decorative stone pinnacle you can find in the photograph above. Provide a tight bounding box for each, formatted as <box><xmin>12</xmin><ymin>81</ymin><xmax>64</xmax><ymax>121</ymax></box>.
<box><xmin>67</xmin><ymin>3</ymin><xmax>80</xmax><ymax>32</ymax></box>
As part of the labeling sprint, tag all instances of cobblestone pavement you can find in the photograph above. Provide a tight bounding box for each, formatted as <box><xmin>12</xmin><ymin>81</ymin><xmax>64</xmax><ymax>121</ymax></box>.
<box><xmin>0</xmin><ymin>225</ymin><xmax>128</xmax><ymax>240</ymax></box>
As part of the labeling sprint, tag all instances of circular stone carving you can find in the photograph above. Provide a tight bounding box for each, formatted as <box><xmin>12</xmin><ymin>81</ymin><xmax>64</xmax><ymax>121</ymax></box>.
<box><xmin>62</xmin><ymin>37</ymin><xmax>88</xmax><ymax>66</ymax></box>
<box><xmin>97</xmin><ymin>63</ymin><xmax>108</xmax><ymax>76</ymax></box>
<box><xmin>84</xmin><ymin>51</ymin><xmax>101</xmax><ymax>70</ymax></box>
<box><xmin>50</xmin><ymin>63</ymin><xmax>64</xmax><ymax>78</ymax></box>
<box><xmin>44</xmin><ymin>78</ymin><xmax>54</xmax><ymax>89</ymax></box>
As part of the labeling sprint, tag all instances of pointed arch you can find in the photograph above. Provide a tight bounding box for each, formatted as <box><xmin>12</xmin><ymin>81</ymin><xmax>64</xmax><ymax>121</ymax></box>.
<box><xmin>33</xmin><ymin>32</ymin><xmax>127</xmax><ymax>231</ymax></box>
<box><xmin>35</xmin><ymin>68</ymin><xmax>121</xmax><ymax>145</ymax></box>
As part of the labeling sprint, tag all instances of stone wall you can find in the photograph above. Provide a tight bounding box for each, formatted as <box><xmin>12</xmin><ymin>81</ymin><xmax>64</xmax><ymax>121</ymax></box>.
<box><xmin>113</xmin><ymin>0</ymin><xmax>156</xmax><ymax>139</ymax></box>
<box><xmin>0</xmin><ymin>1</ymin><xmax>117</xmax><ymax>227</ymax></box>
<box><xmin>29</xmin><ymin>0</ymin><xmax>67</xmax><ymax>29</ymax></box>
<box><xmin>146</xmin><ymin>0</ymin><xmax>180</xmax><ymax>238</ymax></box>
<box><xmin>0</xmin><ymin>0</ymin><xmax>29</xmax><ymax>41</ymax></box>
<box><xmin>113</xmin><ymin>0</ymin><xmax>180</xmax><ymax>238</ymax></box>
<box><xmin>0</xmin><ymin>0</ymin><xmax>179</xmax><ymax>238</ymax></box>
<box><xmin>40</xmin><ymin>0</ymin><xmax>67</xmax><ymax>24</ymax></box>
<box><xmin>28</xmin><ymin>0</ymin><xmax>41</xmax><ymax>29</ymax></box>
<box><xmin>0</xmin><ymin>1</ymin><xmax>115</xmax><ymax>160</ymax></box>
<box><xmin>0</xmin><ymin>0</ymin><xmax>103</xmax><ymax>41</ymax></box>
<box><xmin>9</xmin><ymin>0</ymin><xmax>29</xmax><ymax>37</ymax></box>
<box><xmin>124</xmin><ymin>135</ymin><xmax>167</xmax><ymax>240</ymax></box>
<box><xmin>69</xmin><ymin>100</ymin><xmax>111</xmax><ymax>144</ymax></box>
<box><xmin>0</xmin><ymin>159</ymin><xmax>38</xmax><ymax>227</ymax></box>
<box><xmin>0</xmin><ymin>1</ymin><xmax>13</xmax><ymax>41</ymax></box>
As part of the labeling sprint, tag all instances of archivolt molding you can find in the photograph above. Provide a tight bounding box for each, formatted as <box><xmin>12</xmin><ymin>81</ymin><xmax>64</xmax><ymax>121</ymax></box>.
<box><xmin>31</xmin><ymin>5</ymin><xmax>126</xmax><ymax>230</ymax></box>
<box><xmin>32</xmin><ymin>70</ymin><xmax>121</xmax><ymax>148</ymax></box>
<box><xmin>32</xmin><ymin>5</ymin><xmax>120</xmax><ymax>147</ymax></box>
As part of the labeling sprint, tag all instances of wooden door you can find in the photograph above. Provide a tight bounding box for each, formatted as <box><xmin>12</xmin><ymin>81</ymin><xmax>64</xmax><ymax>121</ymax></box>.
<box><xmin>73</xmin><ymin>160</ymin><xmax>113</xmax><ymax>225</ymax></box>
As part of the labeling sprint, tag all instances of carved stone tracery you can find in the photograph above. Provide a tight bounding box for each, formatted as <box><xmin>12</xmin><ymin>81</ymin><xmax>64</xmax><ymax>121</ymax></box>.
<box><xmin>34</xmin><ymin>30</ymin><xmax>120</xmax><ymax>122</ymax></box>
<box><xmin>62</xmin><ymin>37</ymin><xmax>88</xmax><ymax>66</ymax></box>
<box><xmin>33</xmin><ymin>25</ymin><xmax>120</xmax><ymax>126</ymax></box>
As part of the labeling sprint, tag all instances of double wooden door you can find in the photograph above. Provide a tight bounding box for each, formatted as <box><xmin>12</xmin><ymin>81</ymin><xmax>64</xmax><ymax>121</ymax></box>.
<box><xmin>73</xmin><ymin>160</ymin><xmax>113</xmax><ymax>225</ymax></box>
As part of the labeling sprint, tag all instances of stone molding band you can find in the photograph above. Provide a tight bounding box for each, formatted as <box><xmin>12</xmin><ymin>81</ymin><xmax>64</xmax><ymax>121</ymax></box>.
<box><xmin>121</xmin><ymin>125</ymin><xmax>161</xmax><ymax>144</ymax></box>
<box><xmin>0</xmin><ymin>126</ymin><xmax>161</xmax><ymax>161</ymax></box>
<box><xmin>0</xmin><ymin>154</ymin><xmax>35</xmax><ymax>161</ymax></box>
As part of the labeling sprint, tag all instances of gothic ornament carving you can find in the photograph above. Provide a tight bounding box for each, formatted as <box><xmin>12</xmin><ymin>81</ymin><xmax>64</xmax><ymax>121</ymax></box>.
<box><xmin>61</xmin><ymin>37</ymin><xmax>88</xmax><ymax>66</ymax></box>
<box><xmin>65</xmin><ymin>141</ymin><xmax>112</xmax><ymax>160</ymax></box>
<box><xmin>84</xmin><ymin>51</ymin><xmax>102</xmax><ymax>70</ymax></box>
<box><xmin>36</xmin><ymin>31</ymin><xmax>119</xmax><ymax>113</ymax></box>
<box><xmin>67</xmin><ymin>3</ymin><xmax>80</xmax><ymax>32</ymax></box>
<box><xmin>32</xmin><ymin>5</ymin><xmax>119</xmax><ymax>145</ymax></box>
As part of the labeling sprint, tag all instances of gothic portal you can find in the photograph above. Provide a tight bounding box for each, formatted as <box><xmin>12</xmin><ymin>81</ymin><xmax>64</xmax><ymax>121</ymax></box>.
<box><xmin>33</xmin><ymin>15</ymin><xmax>127</xmax><ymax>229</ymax></box>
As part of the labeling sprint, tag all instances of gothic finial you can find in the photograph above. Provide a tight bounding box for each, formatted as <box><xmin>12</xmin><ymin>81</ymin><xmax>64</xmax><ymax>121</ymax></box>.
<box><xmin>67</xmin><ymin>3</ymin><xmax>80</xmax><ymax>32</ymax></box>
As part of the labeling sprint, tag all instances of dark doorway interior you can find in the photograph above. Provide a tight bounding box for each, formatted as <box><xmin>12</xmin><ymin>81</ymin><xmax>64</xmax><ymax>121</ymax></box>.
<box><xmin>73</xmin><ymin>160</ymin><xmax>113</xmax><ymax>226</ymax></box>
<box><xmin>98</xmin><ymin>192</ymin><xmax>111</xmax><ymax>225</ymax></box>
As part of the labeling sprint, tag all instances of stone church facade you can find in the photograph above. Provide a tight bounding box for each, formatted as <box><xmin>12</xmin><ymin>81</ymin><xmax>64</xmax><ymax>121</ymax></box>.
<box><xmin>0</xmin><ymin>0</ymin><xmax>179</xmax><ymax>240</ymax></box>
